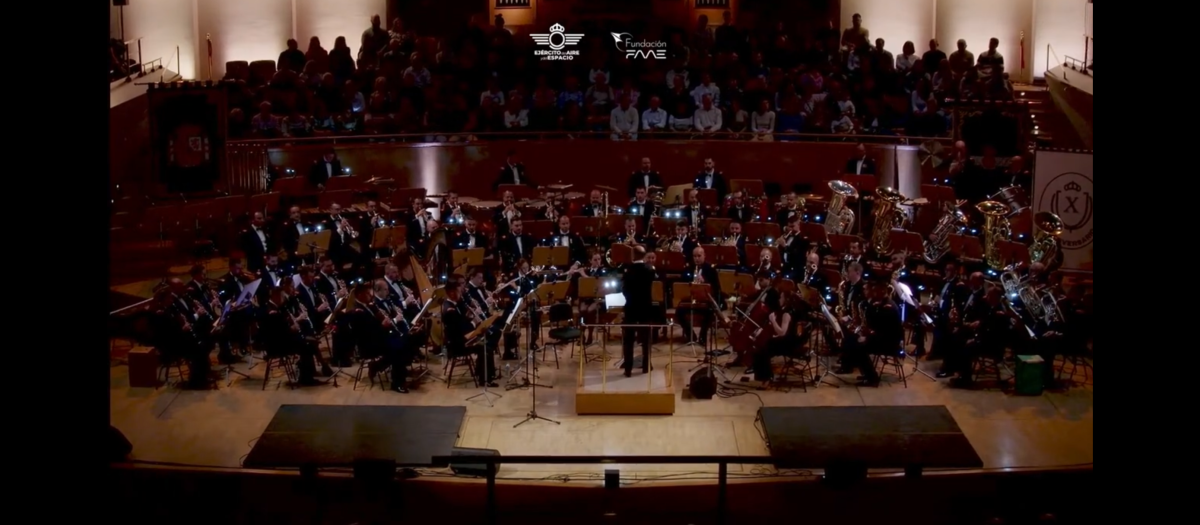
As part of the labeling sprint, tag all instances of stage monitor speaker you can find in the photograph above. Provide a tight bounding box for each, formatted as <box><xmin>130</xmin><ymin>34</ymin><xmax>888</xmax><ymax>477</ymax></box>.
<box><xmin>689</xmin><ymin>368</ymin><xmax>716</xmax><ymax>399</ymax></box>
<box><xmin>450</xmin><ymin>447</ymin><xmax>501</xmax><ymax>477</ymax></box>
<box><xmin>353</xmin><ymin>458</ymin><xmax>397</xmax><ymax>483</ymax></box>
<box><xmin>109</xmin><ymin>425</ymin><xmax>132</xmax><ymax>462</ymax></box>
<box><xmin>113</xmin><ymin>0</ymin><xmax>129</xmax><ymax>6</ymax></box>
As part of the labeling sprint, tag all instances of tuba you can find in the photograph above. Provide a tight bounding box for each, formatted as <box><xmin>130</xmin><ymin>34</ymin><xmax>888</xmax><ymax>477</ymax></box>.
<box><xmin>1000</xmin><ymin>267</ymin><xmax>1043</xmax><ymax>320</ymax></box>
<box><xmin>824</xmin><ymin>180</ymin><xmax>858</xmax><ymax>235</ymax></box>
<box><xmin>975</xmin><ymin>200</ymin><xmax>1012</xmax><ymax>269</ymax></box>
<box><xmin>1029</xmin><ymin>211</ymin><xmax>1065</xmax><ymax>267</ymax></box>
<box><xmin>923</xmin><ymin>201</ymin><xmax>971</xmax><ymax>264</ymax></box>
<box><xmin>870</xmin><ymin>187</ymin><xmax>908</xmax><ymax>254</ymax></box>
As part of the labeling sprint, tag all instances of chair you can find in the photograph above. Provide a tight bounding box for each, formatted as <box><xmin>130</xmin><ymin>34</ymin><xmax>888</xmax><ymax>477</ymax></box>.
<box><xmin>156</xmin><ymin>352</ymin><xmax>188</xmax><ymax>389</ymax></box>
<box><xmin>354</xmin><ymin>353</ymin><xmax>390</xmax><ymax>391</ymax></box>
<box><xmin>776</xmin><ymin>349</ymin><xmax>816</xmax><ymax>392</ymax></box>
<box><xmin>873</xmin><ymin>345</ymin><xmax>908</xmax><ymax>388</ymax></box>
<box><xmin>541</xmin><ymin>303</ymin><xmax>580</xmax><ymax>369</ymax></box>
<box><xmin>443</xmin><ymin>351</ymin><xmax>477</xmax><ymax>388</ymax></box>
<box><xmin>1056</xmin><ymin>347</ymin><xmax>1092</xmax><ymax>386</ymax></box>
<box><xmin>259</xmin><ymin>339</ymin><xmax>297</xmax><ymax>390</ymax></box>
<box><xmin>971</xmin><ymin>350</ymin><xmax>1011</xmax><ymax>386</ymax></box>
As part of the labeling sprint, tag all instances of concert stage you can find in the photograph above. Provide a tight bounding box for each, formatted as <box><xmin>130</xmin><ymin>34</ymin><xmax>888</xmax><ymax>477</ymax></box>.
<box><xmin>244</xmin><ymin>405</ymin><xmax>466</xmax><ymax>468</ymax></box>
<box><xmin>757</xmin><ymin>406</ymin><xmax>982</xmax><ymax>469</ymax></box>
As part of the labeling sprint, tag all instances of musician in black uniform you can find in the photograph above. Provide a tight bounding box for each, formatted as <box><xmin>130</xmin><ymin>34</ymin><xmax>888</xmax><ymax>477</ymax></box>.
<box><xmin>438</xmin><ymin>192</ymin><xmax>464</xmax><ymax>224</ymax></box>
<box><xmin>294</xmin><ymin>265</ymin><xmax>330</xmax><ymax>333</ymax></box>
<box><xmin>1033</xmin><ymin>284</ymin><xmax>1089</xmax><ymax>387</ymax></box>
<box><xmin>497</xmin><ymin>218</ymin><xmax>535</xmax><ymax>274</ymax></box>
<box><xmin>834</xmin><ymin>262</ymin><xmax>868</xmax><ymax>373</ymax></box>
<box><xmin>923</xmin><ymin>259</ymin><xmax>968</xmax><ymax>361</ymax></box>
<box><xmin>845</xmin><ymin>143</ymin><xmax>877</xmax><ymax>175</ymax></box>
<box><xmin>778</xmin><ymin>217</ymin><xmax>808</xmax><ymax>279</ymax></box>
<box><xmin>679</xmin><ymin>247</ymin><xmax>723</xmax><ymax>345</ymax></box>
<box><xmin>577</xmin><ymin>250</ymin><xmax>611</xmax><ymax>345</ymax></box>
<box><xmin>493</xmin><ymin>191</ymin><xmax>522</xmax><ymax>235</ymax></box>
<box><xmin>849</xmin><ymin>278</ymin><xmax>905</xmax><ymax>386</ymax></box>
<box><xmin>841</xmin><ymin>240</ymin><xmax>874</xmax><ymax>280</ymax></box>
<box><xmin>663</xmin><ymin>222</ymin><xmax>699</xmax><ymax>259</ymax></box>
<box><xmin>492</xmin><ymin>150</ymin><xmax>534</xmax><ymax>192</ymax></box>
<box><xmin>359</xmin><ymin>200</ymin><xmax>390</xmax><ymax>259</ymax></box>
<box><xmin>258</xmin><ymin>287</ymin><xmax>321</xmax><ymax>386</ymax></box>
<box><xmin>150</xmin><ymin>290</ymin><xmax>213</xmax><ymax>389</ymax></box>
<box><xmin>382</xmin><ymin>263</ymin><xmax>427</xmax><ymax>353</ymax></box>
<box><xmin>256</xmin><ymin>253</ymin><xmax>290</xmax><ymax>298</ymax></box>
<box><xmin>722</xmin><ymin>221</ymin><xmax>748</xmax><ymax>267</ymax></box>
<box><xmin>680</xmin><ymin>189</ymin><xmax>707</xmax><ymax>228</ymax></box>
<box><xmin>943</xmin><ymin>285</ymin><xmax>1019</xmax><ymax>388</ymax></box>
<box><xmin>579</xmin><ymin>190</ymin><xmax>606</xmax><ymax>217</ymax></box>
<box><xmin>368</xmin><ymin>279</ymin><xmax>416</xmax><ymax>392</ymax></box>
<box><xmin>752</xmin><ymin>288</ymin><xmax>805</xmax><ymax>382</ymax></box>
<box><xmin>725</xmin><ymin>192</ymin><xmax>755</xmax><ymax>224</ymax></box>
<box><xmin>693</xmin><ymin>157</ymin><xmax>728</xmax><ymax>201</ymax></box>
<box><xmin>239</xmin><ymin>211</ymin><xmax>274</xmax><ymax>272</ymax></box>
<box><xmin>185</xmin><ymin>264</ymin><xmax>220</xmax><ymax>314</ymax></box>
<box><xmin>166</xmin><ymin>277</ymin><xmax>217</xmax><ymax>379</ymax></box>
<box><xmin>279</xmin><ymin>206</ymin><xmax>310</xmax><ymax>261</ymax></box>
<box><xmin>325</xmin><ymin>203</ymin><xmax>359</xmax><ymax>267</ymax></box>
<box><xmin>621</xmin><ymin>252</ymin><xmax>657</xmax><ymax>376</ymax></box>
<box><xmin>279</xmin><ymin>277</ymin><xmax>334</xmax><ymax>378</ymax></box>
<box><xmin>627</xmin><ymin>187</ymin><xmax>658</xmax><ymax>219</ymax></box>
<box><xmin>452</xmin><ymin>216</ymin><xmax>489</xmax><ymax>253</ymax></box>
<box><xmin>442</xmin><ymin>280</ymin><xmax>498</xmax><ymax>386</ymax></box>
<box><xmin>796</xmin><ymin>251</ymin><xmax>832</xmax><ymax>300</ymax></box>
<box><xmin>407</xmin><ymin>198</ymin><xmax>435</xmax><ymax>253</ymax></box>
<box><xmin>216</xmin><ymin>258</ymin><xmax>256</xmax><ymax>364</ymax></box>
<box><xmin>613</xmin><ymin>217</ymin><xmax>647</xmax><ymax>253</ymax></box>
<box><xmin>543</xmin><ymin>215</ymin><xmax>588</xmax><ymax>265</ymax></box>
<box><xmin>462</xmin><ymin>269</ymin><xmax>507</xmax><ymax>360</ymax></box>
<box><xmin>627</xmin><ymin>157</ymin><xmax>662</xmax><ymax>198</ymax></box>
<box><xmin>315</xmin><ymin>256</ymin><xmax>354</xmax><ymax>366</ymax></box>
<box><xmin>308</xmin><ymin>148</ymin><xmax>343</xmax><ymax>189</ymax></box>
<box><xmin>774</xmin><ymin>192</ymin><xmax>805</xmax><ymax>225</ymax></box>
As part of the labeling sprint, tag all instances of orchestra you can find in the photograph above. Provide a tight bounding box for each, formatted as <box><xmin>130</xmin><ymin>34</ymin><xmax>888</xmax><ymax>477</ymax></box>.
<box><xmin>128</xmin><ymin>158</ymin><xmax>1088</xmax><ymax>395</ymax></box>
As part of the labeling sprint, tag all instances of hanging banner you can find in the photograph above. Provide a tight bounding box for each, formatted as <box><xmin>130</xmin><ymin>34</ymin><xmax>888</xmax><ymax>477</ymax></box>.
<box><xmin>1034</xmin><ymin>150</ymin><xmax>1093</xmax><ymax>272</ymax></box>
<box><xmin>148</xmin><ymin>86</ymin><xmax>226</xmax><ymax>194</ymax></box>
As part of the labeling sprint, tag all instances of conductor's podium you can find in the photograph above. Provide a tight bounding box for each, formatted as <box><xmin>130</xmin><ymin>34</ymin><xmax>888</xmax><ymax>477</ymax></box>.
<box><xmin>574</xmin><ymin>322</ymin><xmax>676</xmax><ymax>416</ymax></box>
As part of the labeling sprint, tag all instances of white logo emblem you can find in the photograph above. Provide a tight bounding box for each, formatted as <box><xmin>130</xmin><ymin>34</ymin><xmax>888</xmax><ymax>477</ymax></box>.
<box><xmin>531</xmin><ymin>23</ymin><xmax>583</xmax><ymax>60</ymax></box>
<box><xmin>1038</xmin><ymin>172</ymin><xmax>1093</xmax><ymax>250</ymax></box>
<box><xmin>610</xmin><ymin>32</ymin><xmax>667</xmax><ymax>59</ymax></box>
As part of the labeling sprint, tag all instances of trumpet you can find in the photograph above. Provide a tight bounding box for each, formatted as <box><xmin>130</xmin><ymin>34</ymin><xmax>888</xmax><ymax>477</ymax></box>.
<box><xmin>502</xmin><ymin>201</ymin><xmax>521</xmax><ymax>222</ymax></box>
<box><xmin>338</xmin><ymin>217</ymin><xmax>359</xmax><ymax>239</ymax></box>
<box><xmin>721</xmin><ymin>234</ymin><xmax>739</xmax><ymax>247</ymax></box>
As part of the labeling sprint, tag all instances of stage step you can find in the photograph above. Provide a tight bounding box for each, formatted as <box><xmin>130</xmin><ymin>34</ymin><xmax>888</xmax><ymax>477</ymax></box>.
<box><xmin>575</xmin><ymin>367</ymin><xmax>675</xmax><ymax>415</ymax></box>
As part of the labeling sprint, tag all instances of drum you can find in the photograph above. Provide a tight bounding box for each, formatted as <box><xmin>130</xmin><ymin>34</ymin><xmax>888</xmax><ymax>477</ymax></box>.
<box><xmin>991</xmin><ymin>186</ymin><xmax>1028</xmax><ymax>217</ymax></box>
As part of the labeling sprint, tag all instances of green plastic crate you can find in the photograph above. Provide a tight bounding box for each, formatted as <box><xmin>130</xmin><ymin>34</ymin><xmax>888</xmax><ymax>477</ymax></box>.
<box><xmin>1015</xmin><ymin>355</ymin><xmax>1045</xmax><ymax>396</ymax></box>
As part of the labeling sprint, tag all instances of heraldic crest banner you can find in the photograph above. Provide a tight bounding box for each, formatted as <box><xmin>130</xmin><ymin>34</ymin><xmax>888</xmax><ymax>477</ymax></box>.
<box><xmin>149</xmin><ymin>87</ymin><xmax>226</xmax><ymax>194</ymax></box>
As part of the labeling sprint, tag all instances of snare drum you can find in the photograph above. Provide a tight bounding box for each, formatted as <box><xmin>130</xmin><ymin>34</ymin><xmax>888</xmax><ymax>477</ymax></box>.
<box><xmin>991</xmin><ymin>186</ymin><xmax>1028</xmax><ymax>216</ymax></box>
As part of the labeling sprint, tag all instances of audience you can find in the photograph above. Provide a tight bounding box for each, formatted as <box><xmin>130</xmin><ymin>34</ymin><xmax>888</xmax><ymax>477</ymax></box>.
<box><xmin>222</xmin><ymin>11</ymin><xmax>1017</xmax><ymax>141</ymax></box>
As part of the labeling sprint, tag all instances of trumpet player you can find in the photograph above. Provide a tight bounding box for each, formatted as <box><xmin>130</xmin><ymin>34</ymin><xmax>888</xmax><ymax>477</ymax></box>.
<box><xmin>407</xmin><ymin>197</ymin><xmax>434</xmax><ymax>249</ymax></box>
<box><xmin>280</xmin><ymin>205</ymin><xmax>311</xmax><ymax>260</ymax></box>
<box><xmin>628</xmin><ymin>186</ymin><xmax>657</xmax><ymax>218</ymax></box>
<box><xmin>774</xmin><ymin>192</ymin><xmax>804</xmax><ymax>225</ymax></box>
<box><xmin>627</xmin><ymin>157</ymin><xmax>662</xmax><ymax>198</ymax></box>
<box><xmin>438</xmin><ymin>191</ymin><xmax>462</xmax><ymax>221</ymax></box>
<box><xmin>693</xmin><ymin>157</ymin><xmax>728</xmax><ymax>201</ymax></box>
<box><xmin>722</xmin><ymin>221</ymin><xmax>747</xmax><ymax>265</ymax></box>
<box><xmin>452</xmin><ymin>216</ymin><xmax>489</xmax><ymax>254</ymax></box>
<box><xmin>798</xmin><ymin>251</ymin><xmax>832</xmax><ymax>300</ymax></box>
<box><xmin>663</xmin><ymin>221</ymin><xmax>698</xmax><ymax>255</ymax></box>
<box><xmin>779</xmin><ymin>217</ymin><xmax>807</xmax><ymax>276</ymax></box>
<box><xmin>614</xmin><ymin>217</ymin><xmax>647</xmax><ymax>252</ymax></box>
<box><xmin>725</xmin><ymin>192</ymin><xmax>754</xmax><ymax>224</ymax></box>
<box><xmin>326</xmin><ymin>203</ymin><xmax>359</xmax><ymax>266</ymax></box>
<box><xmin>492</xmin><ymin>190</ymin><xmax>522</xmax><ymax>234</ymax></box>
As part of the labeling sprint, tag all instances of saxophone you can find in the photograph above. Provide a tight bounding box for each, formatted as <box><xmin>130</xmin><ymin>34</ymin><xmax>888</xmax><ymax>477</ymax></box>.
<box><xmin>824</xmin><ymin>180</ymin><xmax>858</xmax><ymax>235</ymax></box>
<box><xmin>1029</xmin><ymin>211</ymin><xmax>1065</xmax><ymax>267</ymax></box>
<box><xmin>835</xmin><ymin>280</ymin><xmax>848</xmax><ymax>318</ymax></box>
<box><xmin>923</xmin><ymin>201</ymin><xmax>971</xmax><ymax>264</ymax></box>
<box><xmin>870</xmin><ymin>187</ymin><xmax>908</xmax><ymax>254</ymax></box>
<box><xmin>975</xmin><ymin>200</ymin><xmax>1012</xmax><ymax>269</ymax></box>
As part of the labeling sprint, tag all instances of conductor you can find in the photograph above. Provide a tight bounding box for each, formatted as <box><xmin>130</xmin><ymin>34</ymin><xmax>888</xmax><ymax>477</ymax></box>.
<box><xmin>621</xmin><ymin>251</ymin><xmax>657</xmax><ymax>377</ymax></box>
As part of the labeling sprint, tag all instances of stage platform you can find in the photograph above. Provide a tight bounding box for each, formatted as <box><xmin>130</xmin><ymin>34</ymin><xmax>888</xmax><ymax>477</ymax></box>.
<box><xmin>244</xmin><ymin>405</ymin><xmax>465</xmax><ymax>468</ymax></box>
<box><xmin>110</xmin><ymin>334</ymin><xmax>1092</xmax><ymax>483</ymax></box>
<box><xmin>758</xmin><ymin>406</ymin><xmax>982</xmax><ymax>469</ymax></box>
<box><xmin>576</xmin><ymin>365</ymin><xmax>674</xmax><ymax>415</ymax></box>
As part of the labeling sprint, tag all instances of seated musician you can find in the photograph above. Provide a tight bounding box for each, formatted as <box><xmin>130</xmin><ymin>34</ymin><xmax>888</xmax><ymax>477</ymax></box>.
<box><xmin>884</xmin><ymin>252</ymin><xmax>927</xmax><ymax>353</ymax></box>
<box><xmin>383</xmin><ymin>263</ymin><xmax>427</xmax><ymax>352</ymax></box>
<box><xmin>185</xmin><ymin>264</ymin><xmax>220</xmax><ymax>313</ymax></box>
<box><xmin>498</xmin><ymin>218</ymin><xmax>535</xmax><ymax>273</ymax></box>
<box><xmin>257</xmin><ymin>254</ymin><xmax>290</xmax><ymax>295</ymax></box>
<box><xmin>681</xmin><ymin>188</ymin><xmax>706</xmax><ymax>227</ymax></box>
<box><xmin>725</xmin><ymin>192</ymin><xmax>754</xmax><ymax>224</ymax></box>
<box><xmin>797</xmin><ymin>251</ymin><xmax>832</xmax><ymax>300</ymax></box>
<box><xmin>721</xmin><ymin>221</ymin><xmax>748</xmax><ymax>266</ymax></box>
<box><xmin>439</xmin><ymin>191</ymin><xmax>464</xmax><ymax>224</ymax></box>
<box><xmin>340</xmin><ymin>284</ymin><xmax>398</xmax><ymax>391</ymax></box>
<box><xmin>841</xmin><ymin>240</ymin><xmax>873</xmax><ymax>280</ymax></box>
<box><xmin>150</xmin><ymin>289</ymin><xmax>213</xmax><ymax>389</ymax></box>
<box><xmin>368</xmin><ymin>279</ymin><xmax>417</xmax><ymax>392</ymax></box>
<box><xmin>279</xmin><ymin>277</ymin><xmax>334</xmax><ymax>378</ymax></box>
<box><xmin>544</xmin><ymin>215</ymin><xmax>588</xmax><ymax>264</ymax></box>
<box><xmin>628</xmin><ymin>187</ymin><xmax>657</xmax><ymax>219</ymax></box>
<box><xmin>848</xmin><ymin>278</ymin><xmax>905</xmax><ymax>387</ymax></box>
<box><xmin>775</xmin><ymin>192</ymin><xmax>804</xmax><ymax>225</ymax></box>
<box><xmin>359</xmin><ymin>200</ymin><xmax>389</xmax><ymax>259</ymax></box>
<box><xmin>239</xmin><ymin>211</ymin><xmax>274</xmax><ymax>272</ymax></box>
<box><xmin>492</xmin><ymin>190</ymin><xmax>522</xmax><ymax>235</ymax></box>
<box><xmin>452</xmin><ymin>216</ymin><xmax>489</xmax><ymax>253</ymax></box>
<box><xmin>778</xmin><ymin>217</ymin><xmax>807</xmax><ymax>277</ymax></box>
<box><xmin>1034</xmin><ymin>284</ymin><xmax>1089</xmax><ymax>387</ymax></box>
<box><xmin>538</xmin><ymin>197</ymin><xmax>566</xmax><ymax>222</ymax></box>
<box><xmin>442</xmin><ymin>280</ymin><xmax>499</xmax><ymax>386</ymax></box>
<box><xmin>407</xmin><ymin>197</ymin><xmax>435</xmax><ymax>249</ymax></box>
<box><xmin>294</xmin><ymin>265</ymin><xmax>331</xmax><ymax>334</ymax></box>
<box><xmin>751</xmin><ymin>247</ymin><xmax>779</xmax><ymax>277</ymax></box>
<box><xmin>679</xmin><ymin>247</ymin><xmax>723</xmax><ymax>344</ymax></box>
<box><xmin>627</xmin><ymin>157</ymin><xmax>662</xmax><ymax>198</ymax></box>
<box><xmin>662</xmin><ymin>221</ymin><xmax>698</xmax><ymax>256</ymax></box>
<box><xmin>923</xmin><ymin>259</ymin><xmax>967</xmax><ymax>361</ymax></box>
<box><xmin>315</xmin><ymin>255</ymin><xmax>354</xmax><ymax>366</ymax></box>
<box><xmin>834</xmin><ymin>261</ymin><xmax>868</xmax><ymax>373</ymax></box>
<box><xmin>1006</xmin><ymin>155</ymin><xmax>1032</xmax><ymax>193</ymax></box>
<box><xmin>325</xmin><ymin>202</ymin><xmax>360</xmax><ymax>266</ymax></box>
<box><xmin>577</xmin><ymin>250</ymin><xmax>611</xmax><ymax>345</ymax></box>
<box><xmin>168</xmin><ymin>277</ymin><xmax>216</xmax><ymax>367</ymax></box>
<box><xmin>258</xmin><ymin>287</ymin><xmax>321</xmax><ymax>386</ymax></box>
<box><xmin>751</xmin><ymin>287</ymin><xmax>805</xmax><ymax>382</ymax></box>
<box><xmin>280</xmin><ymin>206</ymin><xmax>310</xmax><ymax>260</ymax></box>
<box><xmin>217</xmin><ymin>258</ymin><xmax>256</xmax><ymax>364</ymax></box>
<box><xmin>613</xmin><ymin>217</ymin><xmax>647</xmax><ymax>254</ymax></box>
<box><xmin>942</xmin><ymin>285</ymin><xmax>1020</xmax><ymax>388</ymax></box>
<box><xmin>580</xmin><ymin>189</ymin><xmax>606</xmax><ymax>217</ymax></box>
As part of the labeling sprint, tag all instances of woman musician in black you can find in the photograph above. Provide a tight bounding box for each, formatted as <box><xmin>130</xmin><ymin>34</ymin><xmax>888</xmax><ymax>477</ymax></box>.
<box><xmin>751</xmin><ymin>288</ymin><xmax>804</xmax><ymax>382</ymax></box>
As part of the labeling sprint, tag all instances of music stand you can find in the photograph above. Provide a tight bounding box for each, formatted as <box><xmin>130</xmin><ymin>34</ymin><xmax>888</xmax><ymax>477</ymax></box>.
<box><xmin>465</xmin><ymin>313</ymin><xmax>504</xmax><ymax>407</ymax></box>
<box><xmin>574</xmin><ymin>217</ymin><xmax>604</xmax><ymax>239</ymax></box>
<box><xmin>298</xmin><ymin>229</ymin><xmax>332</xmax><ymax>264</ymax></box>
<box><xmin>998</xmin><ymin>241</ymin><xmax>1031</xmax><ymax>268</ymax></box>
<box><xmin>889</xmin><ymin>230</ymin><xmax>925</xmax><ymax>258</ymax></box>
<box><xmin>828</xmin><ymin>234</ymin><xmax>859</xmax><ymax>255</ymax></box>
<box><xmin>531</xmin><ymin>246</ymin><xmax>568</xmax><ymax>269</ymax></box>
<box><xmin>744</xmin><ymin>222</ymin><xmax>782</xmax><ymax>244</ymax></box>
<box><xmin>608</xmin><ymin>244</ymin><xmax>634</xmax><ymax>266</ymax></box>
<box><xmin>703</xmin><ymin>218</ymin><xmax>731</xmax><ymax>239</ymax></box>
<box><xmin>710</xmin><ymin>246</ymin><xmax>739</xmax><ymax>268</ymax></box>
<box><xmin>452</xmin><ymin>248</ymin><xmax>485</xmax><ymax>269</ymax></box>
<box><xmin>369</xmin><ymin>226</ymin><xmax>400</xmax><ymax>259</ymax></box>
<box><xmin>577</xmin><ymin>277</ymin><xmax>607</xmax><ymax>356</ymax></box>
<box><xmin>672</xmin><ymin>282</ymin><xmax>712</xmax><ymax>357</ymax></box>
<box><xmin>656</xmin><ymin>251</ymin><xmax>686</xmax><ymax>272</ymax></box>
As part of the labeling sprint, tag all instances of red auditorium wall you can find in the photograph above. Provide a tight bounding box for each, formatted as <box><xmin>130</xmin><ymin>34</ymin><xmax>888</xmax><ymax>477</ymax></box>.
<box><xmin>262</xmin><ymin>140</ymin><xmax>930</xmax><ymax>197</ymax></box>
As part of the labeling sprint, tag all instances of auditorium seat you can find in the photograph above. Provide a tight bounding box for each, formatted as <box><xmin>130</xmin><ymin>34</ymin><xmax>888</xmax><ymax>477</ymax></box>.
<box><xmin>248</xmin><ymin>60</ymin><xmax>276</xmax><ymax>88</ymax></box>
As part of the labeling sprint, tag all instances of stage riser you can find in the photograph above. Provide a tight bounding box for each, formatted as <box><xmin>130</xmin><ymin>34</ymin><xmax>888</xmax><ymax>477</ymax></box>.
<box><xmin>575</xmin><ymin>392</ymin><xmax>675</xmax><ymax>415</ymax></box>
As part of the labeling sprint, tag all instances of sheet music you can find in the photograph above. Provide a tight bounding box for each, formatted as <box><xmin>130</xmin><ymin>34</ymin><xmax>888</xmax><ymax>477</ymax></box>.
<box><xmin>291</xmin><ymin>274</ymin><xmax>303</xmax><ymax>288</ymax></box>
<box><xmin>604</xmin><ymin>293</ymin><xmax>626</xmax><ymax>308</ymax></box>
<box><xmin>236</xmin><ymin>279</ymin><xmax>262</xmax><ymax>305</ymax></box>
<box><xmin>820</xmin><ymin>303</ymin><xmax>841</xmax><ymax>333</ymax></box>
<box><xmin>505</xmin><ymin>298</ymin><xmax>524</xmax><ymax>326</ymax></box>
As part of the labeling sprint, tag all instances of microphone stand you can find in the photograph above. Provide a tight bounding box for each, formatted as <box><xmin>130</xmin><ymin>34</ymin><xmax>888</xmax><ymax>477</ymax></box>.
<box><xmin>514</xmin><ymin>289</ymin><xmax>559</xmax><ymax>428</ymax></box>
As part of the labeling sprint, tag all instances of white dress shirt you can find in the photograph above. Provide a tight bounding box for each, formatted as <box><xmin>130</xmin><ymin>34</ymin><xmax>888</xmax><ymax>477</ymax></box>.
<box><xmin>693</xmin><ymin>107</ymin><xmax>723</xmax><ymax>131</ymax></box>
<box><xmin>610</xmin><ymin>105</ymin><xmax>639</xmax><ymax>136</ymax></box>
<box><xmin>690</xmin><ymin>84</ymin><xmax>720</xmax><ymax>106</ymax></box>
<box><xmin>641</xmin><ymin>108</ymin><xmax>668</xmax><ymax>130</ymax></box>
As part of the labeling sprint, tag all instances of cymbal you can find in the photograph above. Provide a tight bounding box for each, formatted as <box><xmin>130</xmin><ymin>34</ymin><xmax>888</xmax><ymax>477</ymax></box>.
<box><xmin>473</xmin><ymin>200</ymin><xmax>502</xmax><ymax>208</ymax></box>
<box><xmin>564</xmin><ymin>191</ymin><xmax>585</xmax><ymax>199</ymax></box>
<box><xmin>544</xmin><ymin>184</ymin><xmax>573</xmax><ymax>190</ymax></box>
<box><xmin>595</xmin><ymin>185</ymin><xmax>618</xmax><ymax>192</ymax></box>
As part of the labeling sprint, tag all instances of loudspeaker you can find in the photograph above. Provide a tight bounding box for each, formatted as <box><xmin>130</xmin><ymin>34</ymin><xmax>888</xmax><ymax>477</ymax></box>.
<box><xmin>113</xmin><ymin>0</ymin><xmax>129</xmax><ymax>6</ymax></box>
<box><xmin>689</xmin><ymin>368</ymin><xmax>717</xmax><ymax>399</ymax></box>
<box><xmin>109</xmin><ymin>425</ymin><xmax>132</xmax><ymax>462</ymax></box>
<box><xmin>450</xmin><ymin>447</ymin><xmax>501</xmax><ymax>477</ymax></box>
<box><xmin>604</xmin><ymin>468</ymin><xmax>620</xmax><ymax>489</ymax></box>
<box><xmin>352</xmin><ymin>458</ymin><xmax>397</xmax><ymax>483</ymax></box>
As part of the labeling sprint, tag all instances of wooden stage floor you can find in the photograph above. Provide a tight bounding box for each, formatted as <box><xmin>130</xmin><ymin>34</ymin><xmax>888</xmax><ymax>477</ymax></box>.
<box><xmin>110</xmin><ymin>336</ymin><xmax>1093</xmax><ymax>482</ymax></box>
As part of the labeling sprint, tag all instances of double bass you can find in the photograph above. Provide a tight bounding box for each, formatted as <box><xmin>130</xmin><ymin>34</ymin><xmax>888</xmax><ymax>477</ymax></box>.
<box><xmin>728</xmin><ymin>286</ymin><xmax>773</xmax><ymax>367</ymax></box>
